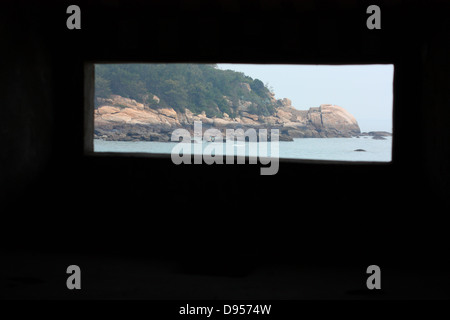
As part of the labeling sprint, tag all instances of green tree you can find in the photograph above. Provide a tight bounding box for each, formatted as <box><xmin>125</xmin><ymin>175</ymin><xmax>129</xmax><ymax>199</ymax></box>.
<box><xmin>95</xmin><ymin>75</ymin><xmax>112</xmax><ymax>98</ymax></box>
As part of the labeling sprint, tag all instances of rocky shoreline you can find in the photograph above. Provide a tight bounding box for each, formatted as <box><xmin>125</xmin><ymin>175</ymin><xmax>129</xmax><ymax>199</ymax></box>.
<box><xmin>94</xmin><ymin>95</ymin><xmax>363</xmax><ymax>142</ymax></box>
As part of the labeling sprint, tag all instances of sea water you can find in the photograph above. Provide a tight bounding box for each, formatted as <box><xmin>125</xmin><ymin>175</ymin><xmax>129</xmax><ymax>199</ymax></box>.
<box><xmin>93</xmin><ymin>136</ymin><xmax>392</xmax><ymax>162</ymax></box>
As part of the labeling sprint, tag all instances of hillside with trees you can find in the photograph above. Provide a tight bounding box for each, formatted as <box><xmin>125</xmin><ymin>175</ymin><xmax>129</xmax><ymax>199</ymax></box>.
<box><xmin>94</xmin><ymin>64</ymin><xmax>361</xmax><ymax>142</ymax></box>
<box><xmin>95</xmin><ymin>64</ymin><xmax>277</xmax><ymax>118</ymax></box>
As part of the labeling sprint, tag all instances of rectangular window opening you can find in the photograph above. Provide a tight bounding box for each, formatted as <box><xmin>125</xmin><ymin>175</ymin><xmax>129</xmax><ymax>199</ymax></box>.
<box><xmin>86</xmin><ymin>63</ymin><xmax>393</xmax><ymax>163</ymax></box>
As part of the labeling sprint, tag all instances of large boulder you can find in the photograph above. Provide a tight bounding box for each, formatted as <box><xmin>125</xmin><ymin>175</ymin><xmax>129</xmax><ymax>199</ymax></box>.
<box><xmin>239</xmin><ymin>82</ymin><xmax>252</xmax><ymax>92</ymax></box>
<box><xmin>279</xmin><ymin>98</ymin><xmax>294</xmax><ymax>108</ymax></box>
<box><xmin>307</xmin><ymin>104</ymin><xmax>360</xmax><ymax>135</ymax></box>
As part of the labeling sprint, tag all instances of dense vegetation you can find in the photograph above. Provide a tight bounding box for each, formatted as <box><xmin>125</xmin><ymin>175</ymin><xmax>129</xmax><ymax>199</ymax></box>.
<box><xmin>95</xmin><ymin>64</ymin><xmax>277</xmax><ymax>118</ymax></box>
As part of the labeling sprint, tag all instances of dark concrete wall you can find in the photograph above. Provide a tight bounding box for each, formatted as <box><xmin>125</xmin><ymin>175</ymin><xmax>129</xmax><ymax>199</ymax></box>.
<box><xmin>1</xmin><ymin>0</ymin><xmax>449</xmax><ymax>271</ymax></box>
<box><xmin>0</xmin><ymin>3</ymin><xmax>54</xmax><ymax>203</ymax></box>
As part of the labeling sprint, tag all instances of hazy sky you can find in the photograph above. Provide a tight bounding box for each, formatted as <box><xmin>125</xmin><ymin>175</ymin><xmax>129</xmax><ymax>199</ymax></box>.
<box><xmin>217</xmin><ymin>64</ymin><xmax>393</xmax><ymax>132</ymax></box>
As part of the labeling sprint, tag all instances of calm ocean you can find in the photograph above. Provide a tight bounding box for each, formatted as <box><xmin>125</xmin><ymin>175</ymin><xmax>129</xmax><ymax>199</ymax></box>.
<box><xmin>94</xmin><ymin>136</ymin><xmax>392</xmax><ymax>162</ymax></box>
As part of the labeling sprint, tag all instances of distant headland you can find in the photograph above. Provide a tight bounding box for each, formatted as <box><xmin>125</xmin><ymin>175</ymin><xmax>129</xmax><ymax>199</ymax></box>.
<box><xmin>94</xmin><ymin>64</ymin><xmax>362</xmax><ymax>142</ymax></box>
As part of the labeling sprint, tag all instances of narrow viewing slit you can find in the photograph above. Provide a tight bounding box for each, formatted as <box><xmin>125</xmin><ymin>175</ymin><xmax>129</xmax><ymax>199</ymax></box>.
<box><xmin>91</xmin><ymin>63</ymin><xmax>393</xmax><ymax>163</ymax></box>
